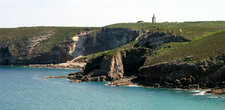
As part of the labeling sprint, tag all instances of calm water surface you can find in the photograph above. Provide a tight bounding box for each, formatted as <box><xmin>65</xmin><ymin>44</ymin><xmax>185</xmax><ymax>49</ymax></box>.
<box><xmin>0</xmin><ymin>66</ymin><xmax>225</xmax><ymax>110</ymax></box>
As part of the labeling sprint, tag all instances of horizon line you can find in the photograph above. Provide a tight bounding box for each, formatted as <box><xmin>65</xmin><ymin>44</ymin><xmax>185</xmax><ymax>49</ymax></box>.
<box><xmin>1</xmin><ymin>20</ymin><xmax>224</xmax><ymax>28</ymax></box>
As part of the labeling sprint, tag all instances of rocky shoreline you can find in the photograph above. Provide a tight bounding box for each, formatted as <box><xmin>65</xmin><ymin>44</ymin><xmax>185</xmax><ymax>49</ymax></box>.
<box><xmin>44</xmin><ymin>73</ymin><xmax>225</xmax><ymax>96</ymax></box>
<box><xmin>27</xmin><ymin>62</ymin><xmax>86</xmax><ymax>70</ymax></box>
<box><xmin>41</xmin><ymin>52</ymin><xmax>225</xmax><ymax>96</ymax></box>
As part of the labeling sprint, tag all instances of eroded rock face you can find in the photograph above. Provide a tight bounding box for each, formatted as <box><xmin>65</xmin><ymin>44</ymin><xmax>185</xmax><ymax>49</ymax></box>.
<box><xmin>138</xmin><ymin>55</ymin><xmax>225</xmax><ymax>89</ymax></box>
<box><xmin>136</xmin><ymin>32</ymin><xmax>189</xmax><ymax>49</ymax></box>
<box><xmin>67</xmin><ymin>52</ymin><xmax>125</xmax><ymax>82</ymax></box>
<box><xmin>81</xmin><ymin>28</ymin><xmax>141</xmax><ymax>55</ymax></box>
<box><xmin>0</xmin><ymin>28</ymin><xmax>142</xmax><ymax>65</ymax></box>
<box><xmin>69</xmin><ymin>48</ymin><xmax>151</xmax><ymax>82</ymax></box>
<box><xmin>120</xmin><ymin>48</ymin><xmax>152</xmax><ymax>76</ymax></box>
<box><xmin>0</xmin><ymin>47</ymin><xmax>17</xmax><ymax>65</ymax></box>
<box><xmin>85</xmin><ymin>52</ymin><xmax>124</xmax><ymax>81</ymax></box>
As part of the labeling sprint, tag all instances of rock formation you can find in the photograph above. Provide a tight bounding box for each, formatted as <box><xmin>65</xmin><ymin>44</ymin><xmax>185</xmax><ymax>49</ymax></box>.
<box><xmin>0</xmin><ymin>28</ymin><xmax>141</xmax><ymax>65</ymax></box>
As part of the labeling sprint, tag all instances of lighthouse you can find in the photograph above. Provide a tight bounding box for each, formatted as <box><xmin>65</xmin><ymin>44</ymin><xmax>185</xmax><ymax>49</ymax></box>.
<box><xmin>152</xmin><ymin>14</ymin><xmax>156</xmax><ymax>23</ymax></box>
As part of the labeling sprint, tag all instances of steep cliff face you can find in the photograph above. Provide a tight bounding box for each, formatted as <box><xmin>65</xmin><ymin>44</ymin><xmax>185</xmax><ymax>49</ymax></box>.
<box><xmin>0</xmin><ymin>47</ymin><xmax>17</xmax><ymax>65</ymax></box>
<box><xmin>80</xmin><ymin>52</ymin><xmax>124</xmax><ymax>81</ymax></box>
<box><xmin>88</xmin><ymin>52</ymin><xmax>124</xmax><ymax>81</ymax></box>
<box><xmin>68</xmin><ymin>31</ymin><xmax>189</xmax><ymax>82</ymax></box>
<box><xmin>68</xmin><ymin>48</ymin><xmax>151</xmax><ymax>82</ymax></box>
<box><xmin>120</xmin><ymin>48</ymin><xmax>152</xmax><ymax>76</ymax></box>
<box><xmin>0</xmin><ymin>31</ymin><xmax>57</xmax><ymax>64</ymax></box>
<box><xmin>0</xmin><ymin>28</ymin><xmax>141</xmax><ymax>65</ymax></box>
<box><xmin>138</xmin><ymin>55</ymin><xmax>225</xmax><ymax>89</ymax></box>
<box><xmin>76</xmin><ymin>28</ymin><xmax>140</xmax><ymax>56</ymax></box>
<box><xmin>67</xmin><ymin>30</ymin><xmax>225</xmax><ymax>92</ymax></box>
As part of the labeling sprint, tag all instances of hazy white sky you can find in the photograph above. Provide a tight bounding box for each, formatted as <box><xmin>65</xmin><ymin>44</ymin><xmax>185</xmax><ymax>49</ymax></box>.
<box><xmin>0</xmin><ymin>0</ymin><xmax>224</xmax><ymax>27</ymax></box>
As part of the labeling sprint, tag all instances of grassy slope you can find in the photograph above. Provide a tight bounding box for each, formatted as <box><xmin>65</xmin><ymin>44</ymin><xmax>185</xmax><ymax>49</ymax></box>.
<box><xmin>102</xmin><ymin>21</ymin><xmax>225</xmax><ymax>65</ymax></box>
<box><xmin>1</xmin><ymin>21</ymin><xmax>224</xmax><ymax>65</ymax></box>
<box><xmin>106</xmin><ymin>21</ymin><xmax>225</xmax><ymax>40</ymax></box>
<box><xmin>144</xmin><ymin>30</ymin><xmax>225</xmax><ymax>65</ymax></box>
<box><xmin>0</xmin><ymin>27</ymin><xmax>97</xmax><ymax>53</ymax></box>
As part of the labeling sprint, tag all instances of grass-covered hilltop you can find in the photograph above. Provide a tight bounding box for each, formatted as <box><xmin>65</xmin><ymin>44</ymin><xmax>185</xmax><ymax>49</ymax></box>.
<box><xmin>88</xmin><ymin>21</ymin><xmax>225</xmax><ymax>63</ymax></box>
<box><xmin>1</xmin><ymin>21</ymin><xmax>225</xmax><ymax>94</ymax></box>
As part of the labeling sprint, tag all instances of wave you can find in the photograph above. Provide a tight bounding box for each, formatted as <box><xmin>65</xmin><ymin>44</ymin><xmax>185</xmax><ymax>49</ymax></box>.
<box><xmin>104</xmin><ymin>82</ymin><xmax>141</xmax><ymax>88</ymax></box>
<box><xmin>191</xmin><ymin>90</ymin><xmax>207</xmax><ymax>96</ymax></box>
<box><xmin>207</xmin><ymin>96</ymin><xmax>225</xmax><ymax>98</ymax></box>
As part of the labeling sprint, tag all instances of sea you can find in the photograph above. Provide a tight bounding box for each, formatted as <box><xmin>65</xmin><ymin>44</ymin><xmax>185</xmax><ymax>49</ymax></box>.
<box><xmin>0</xmin><ymin>66</ymin><xmax>225</xmax><ymax>110</ymax></box>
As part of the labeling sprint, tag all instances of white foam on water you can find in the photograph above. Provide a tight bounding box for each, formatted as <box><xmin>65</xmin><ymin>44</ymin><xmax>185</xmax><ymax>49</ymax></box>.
<box><xmin>208</xmin><ymin>95</ymin><xmax>225</xmax><ymax>99</ymax></box>
<box><xmin>191</xmin><ymin>90</ymin><xmax>207</xmax><ymax>96</ymax></box>
<box><xmin>191</xmin><ymin>90</ymin><xmax>201</xmax><ymax>93</ymax></box>
<box><xmin>127</xmin><ymin>85</ymin><xmax>141</xmax><ymax>87</ymax></box>
<box><xmin>174</xmin><ymin>88</ymin><xmax>182</xmax><ymax>91</ymax></box>
<box><xmin>105</xmin><ymin>83</ymin><xmax>116</xmax><ymax>87</ymax></box>
<box><xmin>104</xmin><ymin>82</ymin><xmax>141</xmax><ymax>88</ymax></box>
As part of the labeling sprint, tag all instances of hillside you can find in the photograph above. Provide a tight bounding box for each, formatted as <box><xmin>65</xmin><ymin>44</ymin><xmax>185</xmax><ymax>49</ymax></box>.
<box><xmin>84</xmin><ymin>21</ymin><xmax>225</xmax><ymax>62</ymax></box>
<box><xmin>68</xmin><ymin>21</ymin><xmax>225</xmax><ymax>92</ymax></box>
<box><xmin>0</xmin><ymin>27</ymin><xmax>140</xmax><ymax>64</ymax></box>
<box><xmin>0</xmin><ymin>27</ymin><xmax>96</xmax><ymax>53</ymax></box>
<box><xmin>144</xmin><ymin>30</ymin><xmax>225</xmax><ymax>65</ymax></box>
<box><xmin>1</xmin><ymin>21</ymin><xmax>224</xmax><ymax>65</ymax></box>
<box><xmin>1</xmin><ymin>21</ymin><xmax>225</xmax><ymax>93</ymax></box>
<box><xmin>106</xmin><ymin>21</ymin><xmax>225</xmax><ymax>40</ymax></box>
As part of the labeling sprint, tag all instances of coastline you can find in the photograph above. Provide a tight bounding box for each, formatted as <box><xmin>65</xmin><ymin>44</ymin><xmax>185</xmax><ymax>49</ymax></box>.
<box><xmin>2</xmin><ymin>64</ymin><xmax>224</xmax><ymax>96</ymax></box>
<box><xmin>43</xmin><ymin>71</ymin><xmax>225</xmax><ymax>96</ymax></box>
<box><xmin>27</xmin><ymin>62</ymin><xmax>85</xmax><ymax>70</ymax></box>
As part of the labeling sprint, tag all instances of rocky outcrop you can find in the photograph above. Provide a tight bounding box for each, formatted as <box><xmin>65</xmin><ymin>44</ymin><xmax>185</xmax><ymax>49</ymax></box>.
<box><xmin>66</xmin><ymin>50</ymin><xmax>224</xmax><ymax>94</ymax></box>
<box><xmin>138</xmin><ymin>55</ymin><xmax>225</xmax><ymax>89</ymax></box>
<box><xmin>108</xmin><ymin>76</ymin><xmax>138</xmax><ymax>86</ymax></box>
<box><xmin>0</xmin><ymin>31</ymin><xmax>55</xmax><ymax>65</ymax></box>
<box><xmin>0</xmin><ymin>28</ymin><xmax>189</xmax><ymax>65</ymax></box>
<box><xmin>68</xmin><ymin>48</ymin><xmax>151</xmax><ymax>82</ymax></box>
<box><xmin>0</xmin><ymin>28</ymin><xmax>141</xmax><ymax>65</ymax></box>
<box><xmin>205</xmin><ymin>89</ymin><xmax>225</xmax><ymax>95</ymax></box>
<box><xmin>84</xmin><ymin>52</ymin><xmax>124</xmax><ymax>81</ymax></box>
<box><xmin>120</xmin><ymin>48</ymin><xmax>152</xmax><ymax>76</ymax></box>
<box><xmin>80</xmin><ymin>28</ymin><xmax>141</xmax><ymax>55</ymax></box>
<box><xmin>0</xmin><ymin>47</ymin><xmax>16</xmax><ymax>65</ymax></box>
<box><xmin>136</xmin><ymin>32</ymin><xmax>189</xmax><ymax>49</ymax></box>
<box><xmin>64</xmin><ymin>31</ymin><xmax>224</xmax><ymax>91</ymax></box>
<box><xmin>26</xmin><ymin>32</ymin><xmax>55</xmax><ymax>58</ymax></box>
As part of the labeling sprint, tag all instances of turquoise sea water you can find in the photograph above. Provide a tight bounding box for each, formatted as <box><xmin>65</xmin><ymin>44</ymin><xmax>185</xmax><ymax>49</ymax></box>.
<box><xmin>0</xmin><ymin>66</ymin><xmax>225</xmax><ymax>110</ymax></box>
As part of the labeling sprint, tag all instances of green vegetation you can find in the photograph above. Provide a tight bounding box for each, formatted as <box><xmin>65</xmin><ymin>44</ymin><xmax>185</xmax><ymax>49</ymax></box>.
<box><xmin>144</xmin><ymin>30</ymin><xmax>225</xmax><ymax>65</ymax></box>
<box><xmin>35</xmin><ymin>27</ymin><xmax>89</xmax><ymax>52</ymax></box>
<box><xmin>82</xmin><ymin>39</ymin><xmax>139</xmax><ymax>60</ymax></box>
<box><xmin>0</xmin><ymin>27</ymin><xmax>98</xmax><ymax>52</ymax></box>
<box><xmin>1</xmin><ymin>21</ymin><xmax>224</xmax><ymax>66</ymax></box>
<box><xmin>106</xmin><ymin>21</ymin><xmax>225</xmax><ymax>40</ymax></box>
<box><xmin>0</xmin><ymin>27</ymin><xmax>52</xmax><ymax>41</ymax></box>
<box><xmin>86</xmin><ymin>21</ymin><xmax>225</xmax><ymax>66</ymax></box>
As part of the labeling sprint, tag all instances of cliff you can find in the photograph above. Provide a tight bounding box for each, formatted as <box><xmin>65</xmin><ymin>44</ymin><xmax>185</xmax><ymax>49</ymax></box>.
<box><xmin>1</xmin><ymin>21</ymin><xmax>225</xmax><ymax>94</ymax></box>
<box><xmin>0</xmin><ymin>27</ymin><xmax>141</xmax><ymax>65</ymax></box>
<box><xmin>67</xmin><ymin>22</ymin><xmax>225</xmax><ymax>94</ymax></box>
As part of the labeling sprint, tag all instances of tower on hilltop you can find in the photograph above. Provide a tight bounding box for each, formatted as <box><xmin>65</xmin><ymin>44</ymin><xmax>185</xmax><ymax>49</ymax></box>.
<box><xmin>152</xmin><ymin>14</ymin><xmax>156</xmax><ymax>23</ymax></box>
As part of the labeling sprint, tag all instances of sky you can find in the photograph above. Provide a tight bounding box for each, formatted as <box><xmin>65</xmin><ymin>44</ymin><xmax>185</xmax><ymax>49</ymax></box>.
<box><xmin>0</xmin><ymin>0</ymin><xmax>224</xmax><ymax>27</ymax></box>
